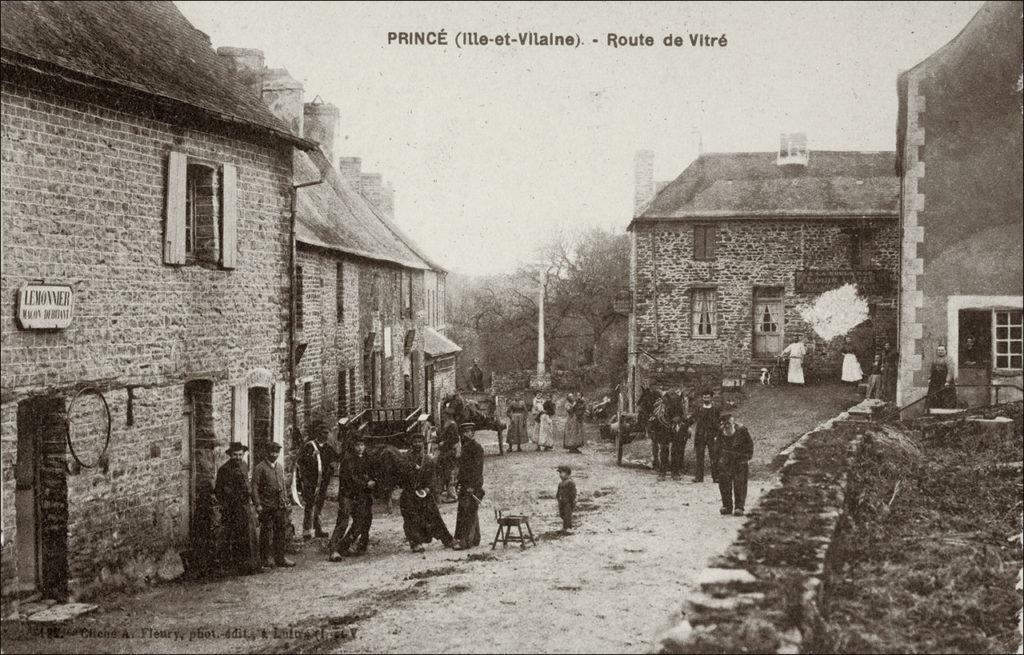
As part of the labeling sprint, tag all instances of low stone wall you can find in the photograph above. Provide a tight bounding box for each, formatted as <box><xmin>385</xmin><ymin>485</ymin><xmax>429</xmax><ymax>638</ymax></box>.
<box><xmin>490</xmin><ymin>367</ymin><xmax>606</xmax><ymax>395</ymax></box>
<box><xmin>655</xmin><ymin>408</ymin><xmax>878</xmax><ymax>654</ymax></box>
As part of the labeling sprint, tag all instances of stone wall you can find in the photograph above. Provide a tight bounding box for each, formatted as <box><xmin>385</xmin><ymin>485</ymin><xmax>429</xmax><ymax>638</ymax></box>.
<box><xmin>632</xmin><ymin>219</ymin><xmax>899</xmax><ymax>381</ymax></box>
<box><xmin>1</xmin><ymin>77</ymin><xmax>293</xmax><ymax>598</ymax></box>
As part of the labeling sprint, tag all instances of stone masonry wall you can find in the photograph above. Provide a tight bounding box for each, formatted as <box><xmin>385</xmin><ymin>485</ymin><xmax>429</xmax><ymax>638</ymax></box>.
<box><xmin>632</xmin><ymin>219</ymin><xmax>899</xmax><ymax>380</ymax></box>
<box><xmin>1</xmin><ymin>78</ymin><xmax>294</xmax><ymax>596</ymax></box>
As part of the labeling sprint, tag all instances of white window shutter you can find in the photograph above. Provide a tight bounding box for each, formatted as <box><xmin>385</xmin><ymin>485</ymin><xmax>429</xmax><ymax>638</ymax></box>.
<box><xmin>164</xmin><ymin>151</ymin><xmax>188</xmax><ymax>264</ymax></box>
<box><xmin>220</xmin><ymin>163</ymin><xmax>238</xmax><ymax>269</ymax></box>
<box><xmin>232</xmin><ymin>384</ymin><xmax>250</xmax><ymax>460</ymax></box>
<box><xmin>272</xmin><ymin>381</ymin><xmax>286</xmax><ymax>448</ymax></box>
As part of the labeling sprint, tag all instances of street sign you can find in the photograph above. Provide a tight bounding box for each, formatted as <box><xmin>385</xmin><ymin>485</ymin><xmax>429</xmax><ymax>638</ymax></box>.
<box><xmin>17</xmin><ymin>284</ymin><xmax>73</xmax><ymax>329</ymax></box>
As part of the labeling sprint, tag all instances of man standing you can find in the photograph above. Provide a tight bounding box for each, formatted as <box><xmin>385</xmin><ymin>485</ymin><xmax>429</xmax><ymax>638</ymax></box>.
<box><xmin>468</xmin><ymin>359</ymin><xmax>485</xmax><ymax>392</ymax></box>
<box><xmin>453</xmin><ymin>422</ymin><xmax>484</xmax><ymax>550</ymax></box>
<box><xmin>334</xmin><ymin>434</ymin><xmax>376</xmax><ymax>557</ymax></box>
<box><xmin>436</xmin><ymin>405</ymin><xmax>460</xmax><ymax>502</ymax></box>
<box><xmin>214</xmin><ymin>442</ymin><xmax>262</xmax><ymax>575</ymax></box>
<box><xmin>297</xmin><ymin>417</ymin><xmax>334</xmax><ymax>540</ymax></box>
<box><xmin>690</xmin><ymin>390</ymin><xmax>720</xmax><ymax>483</ymax></box>
<box><xmin>716</xmin><ymin>414</ymin><xmax>754</xmax><ymax>516</ymax></box>
<box><xmin>251</xmin><ymin>442</ymin><xmax>296</xmax><ymax>568</ymax></box>
<box><xmin>399</xmin><ymin>445</ymin><xmax>454</xmax><ymax>552</ymax></box>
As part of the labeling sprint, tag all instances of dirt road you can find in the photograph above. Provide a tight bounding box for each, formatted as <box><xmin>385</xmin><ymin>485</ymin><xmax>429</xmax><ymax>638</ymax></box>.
<box><xmin>1</xmin><ymin>384</ymin><xmax>859</xmax><ymax>654</ymax></box>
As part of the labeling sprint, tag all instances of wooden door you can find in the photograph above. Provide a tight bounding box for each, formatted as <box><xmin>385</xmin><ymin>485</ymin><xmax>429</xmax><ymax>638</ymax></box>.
<box><xmin>753</xmin><ymin>294</ymin><xmax>784</xmax><ymax>357</ymax></box>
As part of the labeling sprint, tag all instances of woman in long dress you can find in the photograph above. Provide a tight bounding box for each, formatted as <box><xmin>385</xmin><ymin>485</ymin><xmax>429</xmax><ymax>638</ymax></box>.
<box><xmin>563</xmin><ymin>393</ymin><xmax>585</xmax><ymax>453</ymax></box>
<box><xmin>505</xmin><ymin>397</ymin><xmax>529</xmax><ymax>452</ymax></box>
<box><xmin>840</xmin><ymin>337</ymin><xmax>863</xmax><ymax>384</ymax></box>
<box><xmin>537</xmin><ymin>400</ymin><xmax>555</xmax><ymax>451</ymax></box>
<box><xmin>780</xmin><ymin>336</ymin><xmax>807</xmax><ymax>385</ymax></box>
<box><xmin>530</xmin><ymin>394</ymin><xmax>547</xmax><ymax>451</ymax></box>
<box><xmin>925</xmin><ymin>345</ymin><xmax>956</xmax><ymax>410</ymax></box>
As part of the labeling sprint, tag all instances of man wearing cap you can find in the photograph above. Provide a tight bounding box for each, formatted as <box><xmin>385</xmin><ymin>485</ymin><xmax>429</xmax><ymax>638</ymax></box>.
<box><xmin>436</xmin><ymin>404</ymin><xmax>461</xmax><ymax>503</ymax></box>
<box><xmin>214</xmin><ymin>442</ymin><xmax>262</xmax><ymax>575</ymax></box>
<box><xmin>690</xmin><ymin>390</ymin><xmax>721</xmax><ymax>483</ymax></box>
<box><xmin>716</xmin><ymin>414</ymin><xmax>754</xmax><ymax>517</ymax></box>
<box><xmin>332</xmin><ymin>433</ymin><xmax>376</xmax><ymax>557</ymax></box>
<box><xmin>252</xmin><ymin>441</ymin><xmax>296</xmax><ymax>568</ymax></box>
<box><xmin>453</xmin><ymin>422</ymin><xmax>484</xmax><ymax>550</ymax></box>
<box><xmin>297</xmin><ymin>417</ymin><xmax>334</xmax><ymax>540</ymax></box>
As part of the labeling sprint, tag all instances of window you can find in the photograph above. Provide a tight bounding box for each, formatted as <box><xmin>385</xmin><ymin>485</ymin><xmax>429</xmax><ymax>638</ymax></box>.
<box><xmin>338</xmin><ymin>370</ymin><xmax>347</xmax><ymax>418</ymax></box>
<box><xmin>303</xmin><ymin>381</ymin><xmax>312</xmax><ymax>426</ymax></box>
<box><xmin>296</xmin><ymin>265</ymin><xmax>304</xmax><ymax>330</ymax></box>
<box><xmin>394</xmin><ymin>271</ymin><xmax>401</xmax><ymax>316</ymax></box>
<box><xmin>384</xmin><ymin>326</ymin><xmax>393</xmax><ymax>358</ymax></box>
<box><xmin>849</xmin><ymin>229</ymin><xmax>874</xmax><ymax>268</ymax></box>
<box><xmin>405</xmin><ymin>272</ymin><xmax>414</xmax><ymax>318</ymax></box>
<box><xmin>336</xmin><ymin>262</ymin><xmax>344</xmax><ymax>322</ymax></box>
<box><xmin>691</xmin><ymin>288</ymin><xmax>717</xmax><ymax>338</ymax></box>
<box><xmin>348</xmin><ymin>368</ymin><xmax>356</xmax><ymax>412</ymax></box>
<box><xmin>372</xmin><ymin>272</ymin><xmax>381</xmax><ymax>312</ymax></box>
<box><xmin>994</xmin><ymin>310</ymin><xmax>1023</xmax><ymax>370</ymax></box>
<box><xmin>164</xmin><ymin>151</ymin><xmax>237</xmax><ymax>268</ymax></box>
<box><xmin>694</xmin><ymin>225</ymin><xmax>716</xmax><ymax>261</ymax></box>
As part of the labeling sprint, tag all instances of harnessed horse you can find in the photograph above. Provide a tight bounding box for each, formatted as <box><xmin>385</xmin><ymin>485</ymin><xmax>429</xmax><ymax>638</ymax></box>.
<box><xmin>636</xmin><ymin>387</ymin><xmax>687</xmax><ymax>475</ymax></box>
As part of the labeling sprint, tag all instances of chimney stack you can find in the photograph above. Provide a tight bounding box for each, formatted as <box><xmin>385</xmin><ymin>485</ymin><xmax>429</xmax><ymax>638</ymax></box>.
<box><xmin>217</xmin><ymin>46</ymin><xmax>265</xmax><ymax>97</ymax></box>
<box><xmin>260</xmin><ymin>68</ymin><xmax>304</xmax><ymax>137</ymax></box>
<box><xmin>634</xmin><ymin>150</ymin><xmax>655</xmax><ymax>215</ymax></box>
<box><xmin>303</xmin><ymin>101</ymin><xmax>340</xmax><ymax>163</ymax></box>
<box><xmin>360</xmin><ymin>173</ymin><xmax>383</xmax><ymax>209</ymax></box>
<box><xmin>338</xmin><ymin>156</ymin><xmax>362</xmax><ymax>192</ymax></box>
<box><xmin>380</xmin><ymin>182</ymin><xmax>395</xmax><ymax>221</ymax></box>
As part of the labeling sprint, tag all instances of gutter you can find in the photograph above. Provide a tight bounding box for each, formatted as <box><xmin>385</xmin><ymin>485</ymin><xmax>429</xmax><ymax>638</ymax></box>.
<box><xmin>289</xmin><ymin>169</ymin><xmax>327</xmax><ymax>446</ymax></box>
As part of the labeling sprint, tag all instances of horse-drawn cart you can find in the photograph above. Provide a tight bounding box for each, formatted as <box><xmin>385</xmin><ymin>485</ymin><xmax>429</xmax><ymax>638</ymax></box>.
<box><xmin>341</xmin><ymin>406</ymin><xmax>429</xmax><ymax>450</ymax></box>
<box><xmin>444</xmin><ymin>391</ymin><xmax>508</xmax><ymax>454</ymax></box>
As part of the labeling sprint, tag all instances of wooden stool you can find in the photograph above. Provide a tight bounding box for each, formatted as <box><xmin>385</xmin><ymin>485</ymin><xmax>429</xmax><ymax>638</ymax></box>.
<box><xmin>491</xmin><ymin>509</ymin><xmax>536</xmax><ymax>550</ymax></box>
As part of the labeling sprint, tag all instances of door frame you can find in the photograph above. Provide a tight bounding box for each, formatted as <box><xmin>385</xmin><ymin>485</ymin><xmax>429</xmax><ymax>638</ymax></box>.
<box><xmin>752</xmin><ymin>287</ymin><xmax>785</xmax><ymax>358</ymax></box>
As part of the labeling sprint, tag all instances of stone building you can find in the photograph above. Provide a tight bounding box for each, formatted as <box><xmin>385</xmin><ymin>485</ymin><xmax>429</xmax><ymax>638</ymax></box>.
<box><xmin>895</xmin><ymin>0</ymin><xmax>1023</xmax><ymax>411</ymax></box>
<box><xmin>217</xmin><ymin>50</ymin><xmax>459</xmax><ymax>430</ymax></box>
<box><xmin>0</xmin><ymin>2</ymin><xmax>316</xmax><ymax>601</ymax></box>
<box><xmin>626</xmin><ymin>139</ymin><xmax>900</xmax><ymax>403</ymax></box>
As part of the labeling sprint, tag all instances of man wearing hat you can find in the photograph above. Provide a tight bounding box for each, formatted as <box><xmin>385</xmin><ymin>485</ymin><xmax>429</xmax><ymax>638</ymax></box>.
<box><xmin>453</xmin><ymin>422</ymin><xmax>484</xmax><ymax>550</ymax></box>
<box><xmin>715</xmin><ymin>414</ymin><xmax>754</xmax><ymax>517</ymax></box>
<box><xmin>252</xmin><ymin>441</ymin><xmax>296</xmax><ymax>567</ymax></box>
<box><xmin>297</xmin><ymin>417</ymin><xmax>335</xmax><ymax>540</ymax></box>
<box><xmin>436</xmin><ymin>403</ymin><xmax>461</xmax><ymax>503</ymax></box>
<box><xmin>331</xmin><ymin>432</ymin><xmax>376</xmax><ymax>558</ymax></box>
<box><xmin>214</xmin><ymin>442</ymin><xmax>262</xmax><ymax>575</ymax></box>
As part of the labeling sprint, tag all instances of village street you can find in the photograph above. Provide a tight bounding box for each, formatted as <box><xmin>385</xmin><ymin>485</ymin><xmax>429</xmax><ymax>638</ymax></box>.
<box><xmin>1</xmin><ymin>384</ymin><xmax>859</xmax><ymax>654</ymax></box>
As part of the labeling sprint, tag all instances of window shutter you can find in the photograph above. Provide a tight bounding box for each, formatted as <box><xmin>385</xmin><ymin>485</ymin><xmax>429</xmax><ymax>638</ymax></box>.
<box><xmin>272</xmin><ymin>381</ymin><xmax>286</xmax><ymax>448</ymax></box>
<box><xmin>221</xmin><ymin>163</ymin><xmax>238</xmax><ymax>269</ymax></box>
<box><xmin>164</xmin><ymin>151</ymin><xmax>188</xmax><ymax>264</ymax></box>
<box><xmin>706</xmin><ymin>225</ymin><xmax>717</xmax><ymax>259</ymax></box>
<box><xmin>231</xmin><ymin>384</ymin><xmax>250</xmax><ymax>460</ymax></box>
<box><xmin>694</xmin><ymin>226</ymin><xmax>706</xmax><ymax>260</ymax></box>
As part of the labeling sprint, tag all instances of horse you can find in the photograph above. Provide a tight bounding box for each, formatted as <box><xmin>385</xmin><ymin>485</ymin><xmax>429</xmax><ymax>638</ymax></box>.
<box><xmin>441</xmin><ymin>392</ymin><xmax>507</xmax><ymax>443</ymax></box>
<box><xmin>636</xmin><ymin>386</ymin><xmax>687</xmax><ymax>475</ymax></box>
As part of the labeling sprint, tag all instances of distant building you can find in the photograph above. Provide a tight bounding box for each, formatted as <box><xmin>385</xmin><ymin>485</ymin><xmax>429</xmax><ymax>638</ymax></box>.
<box><xmin>895</xmin><ymin>0</ymin><xmax>1023</xmax><ymax>410</ymax></box>
<box><xmin>627</xmin><ymin>139</ymin><xmax>900</xmax><ymax>402</ymax></box>
<box><xmin>1</xmin><ymin>2</ymin><xmax>315</xmax><ymax>601</ymax></box>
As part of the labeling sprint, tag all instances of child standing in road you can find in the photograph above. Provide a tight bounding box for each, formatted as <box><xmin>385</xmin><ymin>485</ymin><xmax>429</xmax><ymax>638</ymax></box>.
<box><xmin>556</xmin><ymin>464</ymin><xmax>577</xmax><ymax>532</ymax></box>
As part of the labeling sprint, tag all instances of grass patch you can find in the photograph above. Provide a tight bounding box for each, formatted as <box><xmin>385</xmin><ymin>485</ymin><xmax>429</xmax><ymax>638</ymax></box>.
<box><xmin>465</xmin><ymin>552</ymin><xmax>497</xmax><ymax>562</ymax></box>
<box><xmin>405</xmin><ymin>566</ymin><xmax>458</xmax><ymax>580</ymax></box>
<box><xmin>822</xmin><ymin>405</ymin><xmax>1023</xmax><ymax>654</ymax></box>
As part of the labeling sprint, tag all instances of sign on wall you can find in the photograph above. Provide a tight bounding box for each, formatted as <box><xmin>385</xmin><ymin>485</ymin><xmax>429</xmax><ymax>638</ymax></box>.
<box><xmin>17</xmin><ymin>284</ymin><xmax>74</xmax><ymax>329</ymax></box>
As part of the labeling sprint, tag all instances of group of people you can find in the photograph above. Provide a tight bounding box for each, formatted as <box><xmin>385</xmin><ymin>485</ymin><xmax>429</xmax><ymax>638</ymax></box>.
<box><xmin>839</xmin><ymin>336</ymin><xmax>899</xmax><ymax>400</ymax></box>
<box><xmin>503</xmin><ymin>393</ymin><xmax>586</xmax><ymax>453</ymax></box>
<box><xmin>648</xmin><ymin>390</ymin><xmax>755</xmax><ymax>516</ymax></box>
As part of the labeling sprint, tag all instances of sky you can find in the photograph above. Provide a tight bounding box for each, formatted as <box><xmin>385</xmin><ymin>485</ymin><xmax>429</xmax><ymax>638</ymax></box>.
<box><xmin>176</xmin><ymin>1</ymin><xmax>985</xmax><ymax>276</ymax></box>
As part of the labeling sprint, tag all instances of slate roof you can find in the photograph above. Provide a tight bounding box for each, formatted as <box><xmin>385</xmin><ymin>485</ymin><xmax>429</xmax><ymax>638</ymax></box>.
<box><xmin>631</xmin><ymin>151</ymin><xmax>898</xmax><ymax>226</ymax></box>
<box><xmin>0</xmin><ymin>1</ymin><xmax>312</xmax><ymax>149</ymax></box>
<box><xmin>423</xmin><ymin>326</ymin><xmax>462</xmax><ymax>358</ymax></box>
<box><xmin>295</xmin><ymin>150</ymin><xmax>431</xmax><ymax>270</ymax></box>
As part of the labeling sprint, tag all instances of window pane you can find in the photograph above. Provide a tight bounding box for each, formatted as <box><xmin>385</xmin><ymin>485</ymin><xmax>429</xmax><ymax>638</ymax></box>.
<box><xmin>1010</xmin><ymin>327</ymin><xmax>1022</xmax><ymax>340</ymax></box>
<box><xmin>996</xmin><ymin>341</ymin><xmax>1008</xmax><ymax>354</ymax></box>
<box><xmin>996</xmin><ymin>327</ymin><xmax>1008</xmax><ymax>339</ymax></box>
<box><xmin>1010</xmin><ymin>340</ymin><xmax>1022</xmax><ymax>354</ymax></box>
<box><xmin>1011</xmin><ymin>355</ymin><xmax>1022</xmax><ymax>369</ymax></box>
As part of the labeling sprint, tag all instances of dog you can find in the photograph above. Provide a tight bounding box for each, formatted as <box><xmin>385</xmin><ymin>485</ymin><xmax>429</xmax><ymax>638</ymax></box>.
<box><xmin>760</xmin><ymin>367</ymin><xmax>772</xmax><ymax>386</ymax></box>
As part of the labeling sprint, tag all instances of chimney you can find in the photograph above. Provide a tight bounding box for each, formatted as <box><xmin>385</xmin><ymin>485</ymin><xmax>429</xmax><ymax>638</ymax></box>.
<box><xmin>338</xmin><ymin>157</ymin><xmax>362</xmax><ymax>192</ymax></box>
<box><xmin>303</xmin><ymin>100</ymin><xmax>340</xmax><ymax>163</ymax></box>
<box><xmin>777</xmin><ymin>133</ymin><xmax>809</xmax><ymax>169</ymax></box>
<box><xmin>380</xmin><ymin>182</ymin><xmax>395</xmax><ymax>220</ymax></box>
<box><xmin>261</xmin><ymin>68</ymin><xmax>304</xmax><ymax>137</ymax></box>
<box><xmin>217</xmin><ymin>46</ymin><xmax>265</xmax><ymax>97</ymax></box>
<box><xmin>360</xmin><ymin>173</ymin><xmax>383</xmax><ymax>208</ymax></box>
<box><xmin>634</xmin><ymin>150</ymin><xmax>655</xmax><ymax>215</ymax></box>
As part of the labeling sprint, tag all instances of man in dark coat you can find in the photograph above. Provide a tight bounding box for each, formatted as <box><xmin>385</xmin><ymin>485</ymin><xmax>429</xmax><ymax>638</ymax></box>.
<box><xmin>468</xmin><ymin>359</ymin><xmax>485</xmax><ymax>391</ymax></box>
<box><xmin>297</xmin><ymin>418</ymin><xmax>334</xmax><ymax>540</ymax></box>
<box><xmin>399</xmin><ymin>445</ymin><xmax>454</xmax><ymax>552</ymax></box>
<box><xmin>716</xmin><ymin>414</ymin><xmax>754</xmax><ymax>516</ymax></box>
<box><xmin>251</xmin><ymin>441</ymin><xmax>296</xmax><ymax>568</ymax></box>
<box><xmin>453</xmin><ymin>423</ymin><xmax>484</xmax><ymax>550</ymax></box>
<box><xmin>436</xmin><ymin>406</ymin><xmax>461</xmax><ymax>502</ymax></box>
<box><xmin>690</xmin><ymin>390</ymin><xmax>721</xmax><ymax>483</ymax></box>
<box><xmin>333</xmin><ymin>433</ymin><xmax>376</xmax><ymax>557</ymax></box>
<box><xmin>213</xmin><ymin>442</ymin><xmax>262</xmax><ymax>575</ymax></box>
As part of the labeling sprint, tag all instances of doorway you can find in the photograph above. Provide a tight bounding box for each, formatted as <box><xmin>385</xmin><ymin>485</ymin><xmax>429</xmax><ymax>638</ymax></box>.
<box><xmin>753</xmin><ymin>288</ymin><xmax>784</xmax><ymax>358</ymax></box>
<box><xmin>248</xmin><ymin>387</ymin><xmax>271</xmax><ymax>454</ymax></box>
<box><xmin>958</xmin><ymin>310</ymin><xmax>992</xmax><ymax>407</ymax></box>
<box><xmin>15</xmin><ymin>395</ymin><xmax>69</xmax><ymax>599</ymax></box>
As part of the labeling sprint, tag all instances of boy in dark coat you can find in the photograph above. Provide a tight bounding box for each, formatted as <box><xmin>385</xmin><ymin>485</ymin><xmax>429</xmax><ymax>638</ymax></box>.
<box><xmin>453</xmin><ymin>423</ymin><xmax>484</xmax><ymax>550</ymax></box>
<box><xmin>556</xmin><ymin>464</ymin><xmax>577</xmax><ymax>532</ymax></box>
<box><xmin>332</xmin><ymin>434</ymin><xmax>376</xmax><ymax>557</ymax></box>
<box><xmin>716</xmin><ymin>414</ymin><xmax>754</xmax><ymax>516</ymax></box>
